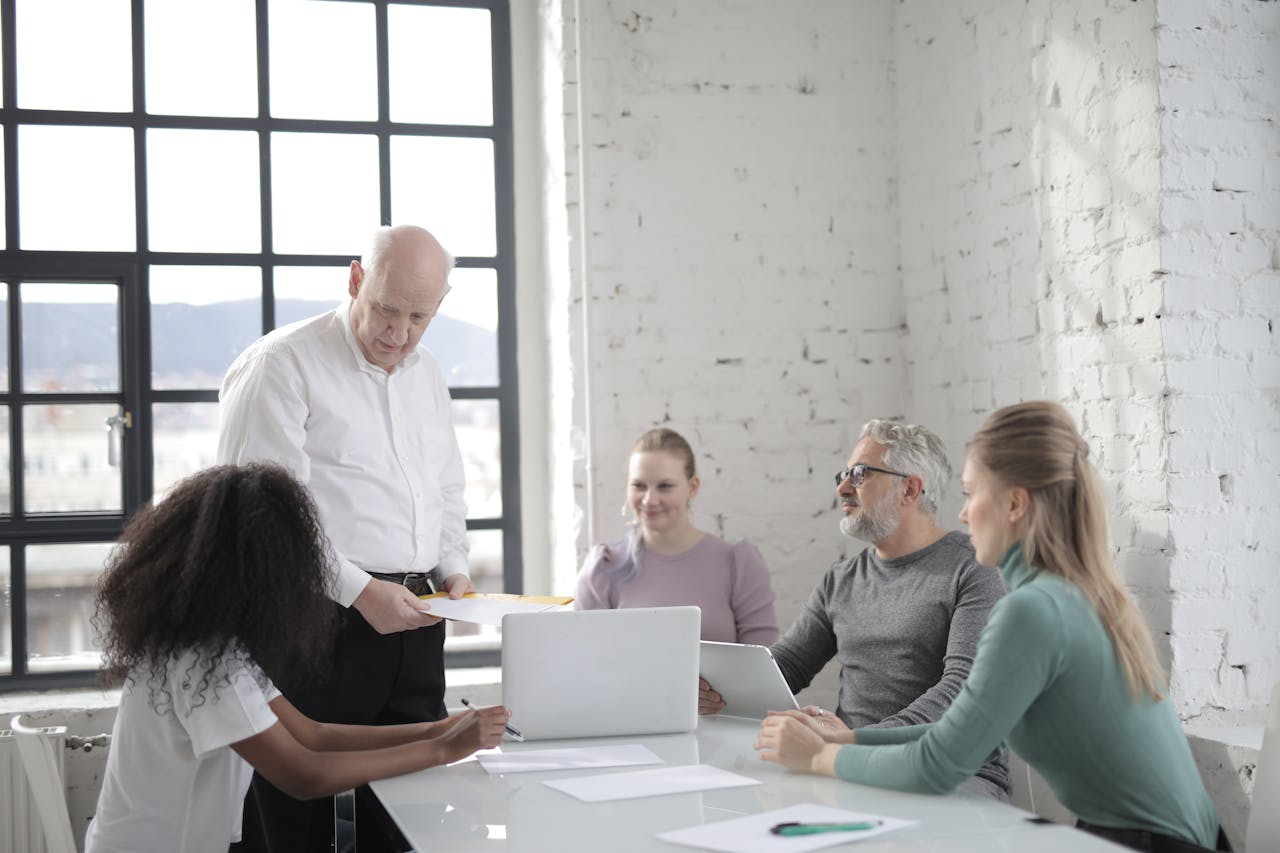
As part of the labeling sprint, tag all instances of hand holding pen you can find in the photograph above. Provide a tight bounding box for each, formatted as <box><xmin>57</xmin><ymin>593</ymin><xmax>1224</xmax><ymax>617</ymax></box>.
<box><xmin>431</xmin><ymin>701</ymin><xmax>509</xmax><ymax>761</ymax></box>
<box><xmin>461</xmin><ymin>697</ymin><xmax>524</xmax><ymax>741</ymax></box>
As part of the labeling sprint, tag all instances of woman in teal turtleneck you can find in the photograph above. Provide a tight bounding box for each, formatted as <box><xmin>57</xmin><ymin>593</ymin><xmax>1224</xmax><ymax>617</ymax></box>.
<box><xmin>755</xmin><ymin>401</ymin><xmax>1227</xmax><ymax>852</ymax></box>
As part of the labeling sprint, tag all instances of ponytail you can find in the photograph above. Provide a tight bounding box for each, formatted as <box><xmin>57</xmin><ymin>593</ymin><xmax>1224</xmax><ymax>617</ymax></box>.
<box><xmin>971</xmin><ymin>402</ymin><xmax>1165</xmax><ymax>700</ymax></box>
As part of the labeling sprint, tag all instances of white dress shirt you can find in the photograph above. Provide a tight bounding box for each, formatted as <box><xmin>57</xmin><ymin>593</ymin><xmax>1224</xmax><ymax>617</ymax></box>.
<box><xmin>216</xmin><ymin>301</ymin><xmax>470</xmax><ymax>606</ymax></box>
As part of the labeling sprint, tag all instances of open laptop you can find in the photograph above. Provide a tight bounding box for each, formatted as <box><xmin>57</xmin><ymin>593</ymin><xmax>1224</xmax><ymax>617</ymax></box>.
<box><xmin>501</xmin><ymin>607</ymin><xmax>701</xmax><ymax>740</ymax></box>
<box><xmin>699</xmin><ymin>641</ymin><xmax>800</xmax><ymax>720</ymax></box>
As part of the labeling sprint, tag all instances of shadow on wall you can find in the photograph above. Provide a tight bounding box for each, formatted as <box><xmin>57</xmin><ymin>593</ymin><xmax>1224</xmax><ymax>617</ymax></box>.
<box><xmin>896</xmin><ymin>4</ymin><xmax>1171</xmax><ymax>668</ymax></box>
<box><xmin>1029</xmin><ymin>6</ymin><xmax>1172</xmax><ymax>671</ymax></box>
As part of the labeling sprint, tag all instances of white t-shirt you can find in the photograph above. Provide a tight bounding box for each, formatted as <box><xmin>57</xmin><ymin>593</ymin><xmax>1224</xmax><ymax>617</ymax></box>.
<box><xmin>84</xmin><ymin>649</ymin><xmax>281</xmax><ymax>853</ymax></box>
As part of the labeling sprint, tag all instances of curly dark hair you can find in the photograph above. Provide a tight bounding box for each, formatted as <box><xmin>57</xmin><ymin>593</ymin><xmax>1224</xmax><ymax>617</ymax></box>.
<box><xmin>95</xmin><ymin>463</ymin><xmax>338</xmax><ymax>710</ymax></box>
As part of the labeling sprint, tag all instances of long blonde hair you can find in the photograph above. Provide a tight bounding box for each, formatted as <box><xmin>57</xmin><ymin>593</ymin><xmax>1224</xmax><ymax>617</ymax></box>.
<box><xmin>968</xmin><ymin>401</ymin><xmax>1165</xmax><ymax>700</ymax></box>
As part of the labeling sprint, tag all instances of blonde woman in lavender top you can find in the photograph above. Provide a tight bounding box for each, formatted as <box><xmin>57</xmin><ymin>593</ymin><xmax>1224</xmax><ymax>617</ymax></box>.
<box><xmin>574</xmin><ymin>428</ymin><xmax>780</xmax><ymax>645</ymax></box>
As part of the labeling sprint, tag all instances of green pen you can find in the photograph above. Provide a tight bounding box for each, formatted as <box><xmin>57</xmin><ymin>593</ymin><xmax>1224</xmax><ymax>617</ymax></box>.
<box><xmin>769</xmin><ymin>820</ymin><xmax>882</xmax><ymax>836</ymax></box>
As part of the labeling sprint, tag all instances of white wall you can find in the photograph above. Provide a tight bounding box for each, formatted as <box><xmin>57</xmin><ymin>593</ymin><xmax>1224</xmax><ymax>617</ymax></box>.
<box><xmin>546</xmin><ymin>2</ymin><xmax>908</xmax><ymax>679</ymax></box>
<box><xmin>545</xmin><ymin>0</ymin><xmax>1279</xmax><ymax>729</ymax></box>
<box><xmin>1158</xmin><ymin>0</ymin><xmax>1280</xmax><ymax>724</ymax></box>
<box><xmin>894</xmin><ymin>0</ymin><xmax>1173</xmax><ymax>658</ymax></box>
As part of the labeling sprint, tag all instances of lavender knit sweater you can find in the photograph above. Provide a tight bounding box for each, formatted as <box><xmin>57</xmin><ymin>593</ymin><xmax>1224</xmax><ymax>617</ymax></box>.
<box><xmin>574</xmin><ymin>534</ymin><xmax>779</xmax><ymax>645</ymax></box>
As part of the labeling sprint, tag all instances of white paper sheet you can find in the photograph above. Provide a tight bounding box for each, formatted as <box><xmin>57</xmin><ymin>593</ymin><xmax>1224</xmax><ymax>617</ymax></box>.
<box><xmin>419</xmin><ymin>597</ymin><xmax>570</xmax><ymax>625</ymax></box>
<box><xmin>657</xmin><ymin>803</ymin><xmax>916</xmax><ymax>852</ymax></box>
<box><xmin>542</xmin><ymin>764</ymin><xmax>760</xmax><ymax>802</ymax></box>
<box><xmin>477</xmin><ymin>743</ymin><xmax>663</xmax><ymax>775</ymax></box>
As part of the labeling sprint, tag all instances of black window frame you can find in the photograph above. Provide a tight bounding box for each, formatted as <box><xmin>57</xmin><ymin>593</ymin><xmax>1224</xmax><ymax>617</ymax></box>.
<box><xmin>0</xmin><ymin>0</ymin><xmax>519</xmax><ymax>691</ymax></box>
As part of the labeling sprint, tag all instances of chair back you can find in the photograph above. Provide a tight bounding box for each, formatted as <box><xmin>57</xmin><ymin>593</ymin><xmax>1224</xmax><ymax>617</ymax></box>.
<box><xmin>8</xmin><ymin>715</ymin><xmax>77</xmax><ymax>853</ymax></box>
<box><xmin>1008</xmin><ymin>749</ymin><xmax>1076</xmax><ymax>824</ymax></box>
<box><xmin>1249</xmin><ymin>683</ymin><xmax>1280</xmax><ymax>852</ymax></box>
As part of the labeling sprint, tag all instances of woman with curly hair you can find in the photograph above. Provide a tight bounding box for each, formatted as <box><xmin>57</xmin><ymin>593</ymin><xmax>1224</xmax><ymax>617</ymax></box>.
<box><xmin>85</xmin><ymin>464</ymin><xmax>508</xmax><ymax>853</ymax></box>
<box><xmin>756</xmin><ymin>402</ymin><xmax>1227</xmax><ymax>853</ymax></box>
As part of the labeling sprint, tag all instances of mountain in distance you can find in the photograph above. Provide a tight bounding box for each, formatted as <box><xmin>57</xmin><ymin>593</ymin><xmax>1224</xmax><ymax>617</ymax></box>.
<box><xmin>18</xmin><ymin>299</ymin><xmax>499</xmax><ymax>389</ymax></box>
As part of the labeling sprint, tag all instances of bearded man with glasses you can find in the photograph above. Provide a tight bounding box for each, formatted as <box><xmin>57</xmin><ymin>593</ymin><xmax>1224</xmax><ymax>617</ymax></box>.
<box><xmin>700</xmin><ymin>419</ymin><xmax>1010</xmax><ymax>799</ymax></box>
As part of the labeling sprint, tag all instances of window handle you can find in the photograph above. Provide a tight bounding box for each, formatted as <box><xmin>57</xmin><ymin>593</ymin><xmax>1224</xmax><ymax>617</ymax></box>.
<box><xmin>105</xmin><ymin>411</ymin><xmax>132</xmax><ymax>467</ymax></box>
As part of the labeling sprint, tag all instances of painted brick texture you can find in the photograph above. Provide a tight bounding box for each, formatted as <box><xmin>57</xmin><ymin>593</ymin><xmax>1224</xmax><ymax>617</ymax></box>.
<box><xmin>1158</xmin><ymin>0</ymin><xmax>1280</xmax><ymax>723</ymax></box>
<box><xmin>894</xmin><ymin>0</ymin><xmax>1173</xmax><ymax>655</ymax></box>
<box><xmin>562</xmin><ymin>0</ymin><xmax>906</xmax><ymax>657</ymax></box>
<box><xmin>545</xmin><ymin>0</ymin><xmax>1278</xmax><ymax>723</ymax></box>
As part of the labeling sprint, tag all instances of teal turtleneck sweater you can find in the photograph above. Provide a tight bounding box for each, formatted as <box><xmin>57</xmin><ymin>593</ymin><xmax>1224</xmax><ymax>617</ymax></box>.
<box><xmin>832</xmin><ymin>544</ymin><xmax>1218</xmax><ymax>847</ymax></box>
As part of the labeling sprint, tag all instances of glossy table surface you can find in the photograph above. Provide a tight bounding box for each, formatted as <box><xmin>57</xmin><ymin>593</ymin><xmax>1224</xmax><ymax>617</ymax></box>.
<box><xmin>371</xmin><ymin>715</ymin><xmax>1124</xmax><ymax>851</ymax></box>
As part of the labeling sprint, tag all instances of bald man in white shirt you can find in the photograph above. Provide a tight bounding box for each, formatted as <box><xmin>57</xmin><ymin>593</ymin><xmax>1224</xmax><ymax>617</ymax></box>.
<box><xmin>218</xmin><ymin>224</ymin><xmax>473</xmax><ymax>852</ymax></box>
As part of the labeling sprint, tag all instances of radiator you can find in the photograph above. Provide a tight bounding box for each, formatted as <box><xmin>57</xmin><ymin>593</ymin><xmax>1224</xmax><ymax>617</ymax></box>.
<box><xmin>0</xmin><ymin>724</ymin><xmax>68</xmax><ymax>853</ymax></box>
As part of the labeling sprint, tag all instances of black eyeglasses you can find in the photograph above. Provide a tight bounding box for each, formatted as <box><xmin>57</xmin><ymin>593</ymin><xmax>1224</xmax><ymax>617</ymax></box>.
<box><xmin>834</xmin><ymin>463</ymin><xmax>911</xmax><ymax>488</ymax></box>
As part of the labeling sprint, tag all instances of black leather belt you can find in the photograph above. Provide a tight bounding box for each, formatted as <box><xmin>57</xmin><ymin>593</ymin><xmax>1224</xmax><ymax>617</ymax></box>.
<box><xmin>1075</xmin><ymin>820</ymin><xmax>1232</xmax><ymax>852</ymax></box>
<box><xmin>366</xmin><ymin>571</ymin><xmax>436</xmax><ymax>596</ymax></box>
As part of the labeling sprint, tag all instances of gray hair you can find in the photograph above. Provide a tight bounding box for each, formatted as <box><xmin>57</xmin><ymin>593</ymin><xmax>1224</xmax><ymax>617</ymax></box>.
<box><xmin>362</xmin><ymin>226</ymin><xmax>456</xmax><ymax>278</ymax></box>
<box><xmin>858</xmin><ymin>419</ymin><xmax>951</xmax><ymax>514</ymax></box>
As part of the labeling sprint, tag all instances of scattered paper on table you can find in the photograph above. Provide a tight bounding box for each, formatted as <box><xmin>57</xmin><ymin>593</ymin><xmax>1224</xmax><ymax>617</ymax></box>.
<box><xmin>657</xmin><ymin>803</ymin><xmax>915</xmax><ymax>852</ymax></box>
<box><xmin>477</xmin><ymin>743</ymin><xmax>663</xmax><ymax>775</ymax></box>
<box><xmin>543</xmin><ymin>764</ymin><xmax>759</xmax><ymax>802</ymax></box>
<box><xmin>418</xmin><ymin>592</ymin><xmax>573</xmax><ymax>625</ymax></box>
<box><xmin>446</xmin><ymin>745</ymin><xmax>498</xmax><ymax>767</ymax></box>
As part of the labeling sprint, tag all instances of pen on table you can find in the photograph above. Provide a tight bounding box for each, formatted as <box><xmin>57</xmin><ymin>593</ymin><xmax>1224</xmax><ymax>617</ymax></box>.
<box><xmin>460</xmin><ymin>697</ymin><xmax>524</xmax><ymax>742</ymax></box>
<box><xmin>769</xmin><ymin>820</ymin><xmax>882</xmax><ymax>836</ymax></box>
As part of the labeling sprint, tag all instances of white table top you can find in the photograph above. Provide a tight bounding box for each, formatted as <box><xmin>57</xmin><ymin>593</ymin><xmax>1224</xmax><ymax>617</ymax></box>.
<box><xmin>371</xmin><ymin>716</ymin><xmax>1124</xmax><ymax>851</ymax></box>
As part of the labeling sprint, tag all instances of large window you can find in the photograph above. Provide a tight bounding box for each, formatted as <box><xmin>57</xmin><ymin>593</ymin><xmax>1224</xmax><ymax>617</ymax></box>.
<box><xmin>0</xmin><ymin>0</ymin><xmax>519</xmax><ymax>689</ymax></box>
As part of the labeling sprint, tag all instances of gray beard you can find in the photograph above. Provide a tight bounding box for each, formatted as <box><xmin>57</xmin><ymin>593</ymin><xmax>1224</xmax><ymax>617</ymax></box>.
<box><xmin>839</xmin><ymin>493</ymin><xmax>900</xmax><ymax>543</ymax></box>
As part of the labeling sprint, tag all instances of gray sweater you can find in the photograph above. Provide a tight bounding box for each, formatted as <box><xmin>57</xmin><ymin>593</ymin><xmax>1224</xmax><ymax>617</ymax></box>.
<box><xmin>771</xmin><ymin>531</ymin><xmax>1010</xmax><ymax>795</ymax></box>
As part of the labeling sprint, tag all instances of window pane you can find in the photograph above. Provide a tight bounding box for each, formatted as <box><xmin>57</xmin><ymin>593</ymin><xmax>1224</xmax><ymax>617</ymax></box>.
<box><xmin>269</xmin><ymin>0</ymin><xmax>375</xmax><ymax>121</ymax></box>
<box><xmin>26</xmin><ymin>542</ymin><xmax>112</xmax><ymax>673</ymax></box>
<box><xmin>16</xmin><ymin>0</ymin><xmax>131</xmax><ymax>112</ymax></box>
<box><xmin>388</xmin><ymin>5</ymin><xmax>492</xmax><ymax>126</ymax></box>
<box><xmin>150</xmin><ymin>266</ymin><xmax>261</xmax><ymax>389</ymax></box>
<box><xmin>0</xmin><ymin>406</ymin><xmax>9</xmax><ymax>515</ymax></box>
<box><xmin>0</xmin><ymin>549</ymin><xmax>10</xmax><ymax>674</ymax></box>
<box><xmin>274</xmin><ymin>266</ymin><xmax>345</xmax><ymax>328</ymax></box>
<box><xmin>19</xmin><ymin>125</ymin><xmax>136</xmax><ymax>251</ymax></box>
<box><xmin>0</xmin><ymin>135</ymin><xmax>5</xmax><ymax>249</ymax></box>
<box><xmin>445</xmin><ymin>529</ymin><xmax>502</xmax><ymax>642</ymax></box>
<box><xmin>454</xmin><ymin>399</ymin><xmax>500</xmax><ymax>518</ymax></box>
<box><xmin>0</xmin><ymin>288</ymin><xmax>8</xmax><ymax>391</ymax></box>
<box><xmin>391</xmin><ymin>136</ymin><xmax>496</xmax><ymax>257</ymax></box>
<box><xmin>152</xmin><ymin>402</ymin><xmax>219</xmax><ymax>497</ymax></box>
<box><xmin>22</xmin><ymin>283</ymin><xmax>120</xmax><ymax>393</ymax></box>
<box><xmin>147</xmin><ymin>129</ymin><xmax>262</xmax><ymax>253</ymax></box>
<box><xmin>424</xmin><ymin>268</ymin><xmax>497</xmax><ymax>386</ymax></box>
<box><xmin>24</xmin><ymin>404</ymin><xmax>123</xmax><ymax>513</ymax></box>
<box><xmin>145</xmin><ymin>0</ymin><xmax>257</xmax><ymax>117</ymax></box>
<box><xmin>271</xmin><ymin>133</ymin><xmax>379</xmax><ymax>256</ymax></box>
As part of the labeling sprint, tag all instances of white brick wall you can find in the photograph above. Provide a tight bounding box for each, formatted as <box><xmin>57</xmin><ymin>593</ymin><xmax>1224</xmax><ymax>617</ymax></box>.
<box><xmin>529</xmin><ymin>0</ymin><xmax>1279</xmax><ymax>723</ymax></box>
<box><xmin>546</xmin><ymin>1</ymin><xmax>906</xmax><ymax>666</ymax></box>
<box><xmin>895</xmin><ymin>0</ymin><xmax>1174</xmax><ymax>657</ymax></box>
<box><xmin>1158</xmin><ymin>0</ymin><xmax>1280</xmax><ymax>724</ymax></box>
